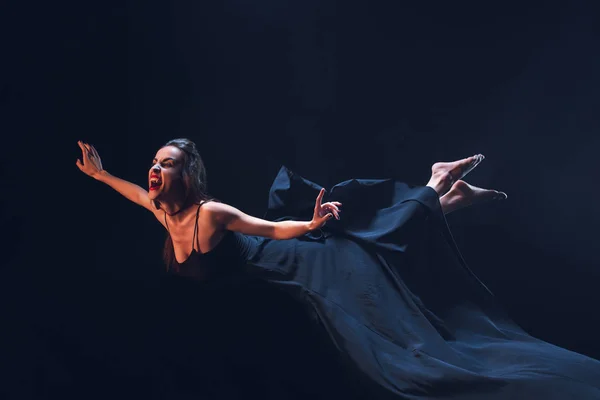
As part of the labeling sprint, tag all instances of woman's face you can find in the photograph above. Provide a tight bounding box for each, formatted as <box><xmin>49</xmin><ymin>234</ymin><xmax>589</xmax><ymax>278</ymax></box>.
<box><xmin>148</xmin><ymin>146</ymin><xmax>185</xmax><ymax>202</ymax></box>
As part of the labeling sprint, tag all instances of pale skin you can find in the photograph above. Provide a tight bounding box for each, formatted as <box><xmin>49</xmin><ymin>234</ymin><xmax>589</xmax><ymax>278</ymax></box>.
<box><xmin>76</xmin><ymin>141</ymin><xmax>505</xmax><ymax>263</ymax></box>
<box><xmin>427</xmin><ymin>155</ymin><xmax>507</xmax><ymax>214</ymax></box>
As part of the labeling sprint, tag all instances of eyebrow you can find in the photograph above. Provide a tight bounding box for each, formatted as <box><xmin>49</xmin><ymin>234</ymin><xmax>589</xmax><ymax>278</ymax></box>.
<box><xmin>152</xmin><ymin>157</ymin><xmax>176</xmax><ymax>163</ymax></box>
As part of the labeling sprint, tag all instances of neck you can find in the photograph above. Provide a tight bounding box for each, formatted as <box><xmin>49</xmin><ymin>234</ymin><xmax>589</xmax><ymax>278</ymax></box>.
<box><xmin>160</xmin><ymin>198</ymin><xmax>189</xmax><ymax>218</ymax></box>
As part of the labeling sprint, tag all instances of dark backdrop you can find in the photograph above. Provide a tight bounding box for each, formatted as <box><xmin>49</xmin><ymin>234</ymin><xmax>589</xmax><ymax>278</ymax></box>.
<box><xmin>3</xmin><ymin>1</ymin><xmax>599</xmax><ymax>398</ymax></box>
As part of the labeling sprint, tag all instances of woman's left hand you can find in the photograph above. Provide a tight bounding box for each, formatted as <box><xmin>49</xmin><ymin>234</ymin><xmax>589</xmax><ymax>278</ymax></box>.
<box><xmin>309</xmin><ymin>188</ymin><xmax>342</xmax><ymax>230</ymax></box>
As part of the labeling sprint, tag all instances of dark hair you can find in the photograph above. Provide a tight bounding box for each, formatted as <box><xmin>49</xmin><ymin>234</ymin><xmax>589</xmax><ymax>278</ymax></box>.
<box><xmin>159</xmin><ymin>138</ymin><xmax>215</xmax><ymax>270</ymax></box>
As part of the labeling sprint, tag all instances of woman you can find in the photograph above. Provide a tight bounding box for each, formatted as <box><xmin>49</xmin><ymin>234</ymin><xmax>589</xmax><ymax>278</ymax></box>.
<box><xmin>77</xmin><ymin>138</ymin><xmax>600</xmax><ymax>399</ymax></box>
<box><xmin>76</xmin><ymin>139</ymin><xmax>498</xmax><ymax>264</ymax></box>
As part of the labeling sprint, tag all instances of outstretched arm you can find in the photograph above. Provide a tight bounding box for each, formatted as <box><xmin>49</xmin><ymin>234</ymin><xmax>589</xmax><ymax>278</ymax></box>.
<box><xmin>76</xmin><ymin>141</ymin><xmax>155</xmax><ymax>212</ymax></box>
<box><xmin>205</xmin><ymin>188</ymin><xmax>341</xmax><ymax>240</ymax></box>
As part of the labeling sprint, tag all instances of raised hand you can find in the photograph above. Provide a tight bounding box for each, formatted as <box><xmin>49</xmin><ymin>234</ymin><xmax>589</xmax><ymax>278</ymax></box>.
<box><xmin>309</xmin><ymin>188</ymin><xmax>342</xmax><ymax>230</ymax></box>
<box><xmin>76</xmin><ymin>141</ymin><xmax>104</xmax><ymax>178</ymax></box>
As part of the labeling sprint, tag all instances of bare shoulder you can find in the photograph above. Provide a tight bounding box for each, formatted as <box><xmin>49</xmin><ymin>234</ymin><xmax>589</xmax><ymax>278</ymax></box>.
<box><xmin>200</xmin><ymin>201</ymin><xmax>239</xmax><ymax>221</ymax></box>
<box><xmin>201</xmin><ymin>200</ymin><xmax>277</xmax><ymax>237</ymax></box>
<box><xmin>200</xmin><ymin>200</ymin><xmax>228</xmax><ymax>213</ymax></box>
<box><xmin>200</xmin><ymin>201</ymin><xmax>255</xmax><ymax>231</ymax></box>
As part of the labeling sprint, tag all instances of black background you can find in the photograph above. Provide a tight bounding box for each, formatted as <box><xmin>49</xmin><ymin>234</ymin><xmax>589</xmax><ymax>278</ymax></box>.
<box><xmin>3</xmin><ymin>1</ymin><xmax>599</xmax><ymax>398</ymax></box>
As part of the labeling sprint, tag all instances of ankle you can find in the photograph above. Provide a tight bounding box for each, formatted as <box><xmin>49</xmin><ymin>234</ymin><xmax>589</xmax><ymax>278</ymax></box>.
<box><xmin>426</xmin><ymin>171</ymin><xmax>453</xmax><ymax>196</ymax></box>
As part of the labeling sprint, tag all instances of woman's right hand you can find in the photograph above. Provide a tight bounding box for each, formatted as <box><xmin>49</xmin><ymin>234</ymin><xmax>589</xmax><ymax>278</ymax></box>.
<box><xmin>76</xmin><ymin>141</ymin><xmax>104</xmax><ymax>178</ymax></box>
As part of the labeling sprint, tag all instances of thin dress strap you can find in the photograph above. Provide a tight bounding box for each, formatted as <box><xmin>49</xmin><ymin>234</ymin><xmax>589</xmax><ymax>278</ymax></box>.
<box><xmin>191</xmin><ymin>202</ymin><xmax>202</xmax><ymax>250</ymax></box>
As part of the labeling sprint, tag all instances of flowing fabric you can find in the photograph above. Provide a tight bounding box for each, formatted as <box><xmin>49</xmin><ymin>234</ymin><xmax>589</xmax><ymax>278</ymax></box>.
<box><xmin>222</xmin><ymin>166</ymin><xmax>600</xmax><ymax>399</ymax></box>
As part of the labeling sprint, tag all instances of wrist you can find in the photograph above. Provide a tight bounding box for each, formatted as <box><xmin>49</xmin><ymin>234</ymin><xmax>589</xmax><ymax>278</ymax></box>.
<box><xmin>94</xmin><ymin>169</ymin><xmax>109</xmax><ymax>181</ymax></box>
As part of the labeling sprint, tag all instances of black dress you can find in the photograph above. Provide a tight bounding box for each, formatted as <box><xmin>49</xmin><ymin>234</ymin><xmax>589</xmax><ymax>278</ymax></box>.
<box><xmin>165</xmin><ymin>166</ymin><xmax>600</xmax><ymax>400</ymax></box>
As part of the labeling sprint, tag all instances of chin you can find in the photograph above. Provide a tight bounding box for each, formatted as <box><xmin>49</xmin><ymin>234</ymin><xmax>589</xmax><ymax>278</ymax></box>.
<box><xmin>148</xmin><ymin>189</ymin><xmax>160</xmax><ymax>200</ymax></box>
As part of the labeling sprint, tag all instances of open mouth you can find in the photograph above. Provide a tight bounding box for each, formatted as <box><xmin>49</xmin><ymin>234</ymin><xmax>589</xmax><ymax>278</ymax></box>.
<box><xmin>149</xmin><ymin>177</ymin><xmax>162</xmax><ymax>191</ymax></box>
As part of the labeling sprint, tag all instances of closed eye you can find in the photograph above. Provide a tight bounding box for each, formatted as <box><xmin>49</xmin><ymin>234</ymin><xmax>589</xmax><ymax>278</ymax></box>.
<box><xmin>151</xmin><ymin>158</ymin><xmax>176</xmax><ymax>168</ymax></box>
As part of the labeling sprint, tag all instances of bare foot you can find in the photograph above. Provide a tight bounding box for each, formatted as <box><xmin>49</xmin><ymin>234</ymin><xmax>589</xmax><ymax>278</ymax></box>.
<box><xmin>427</xmin><ymin>154</ymin><xmax>485</xmax><ymax>196</ymax></box>
<box><xmin>440</xmin><ymin>180</ymin><xmax>507</xmax><ymax>214</ymax></box>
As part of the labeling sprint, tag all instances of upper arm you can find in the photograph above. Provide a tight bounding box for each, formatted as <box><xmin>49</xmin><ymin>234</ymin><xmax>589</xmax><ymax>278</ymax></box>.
<box><xmin>204</xmin><ymin>202</ymin><xmax>276</xmax><ymax>238</ymax></box>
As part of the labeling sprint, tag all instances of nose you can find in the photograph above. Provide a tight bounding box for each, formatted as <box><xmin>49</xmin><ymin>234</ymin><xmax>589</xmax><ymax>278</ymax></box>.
<box><xmin>151</xmin><ymin>164</ymin><xmax>161</xmax><ymax>174</ymax></box>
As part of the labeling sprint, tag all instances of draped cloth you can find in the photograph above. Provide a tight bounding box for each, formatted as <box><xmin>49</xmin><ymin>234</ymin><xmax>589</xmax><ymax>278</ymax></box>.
<box><xmin>231</xmin><ymin>166</ymin><xmax>600</xmax><ymax>399</ymax></box>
